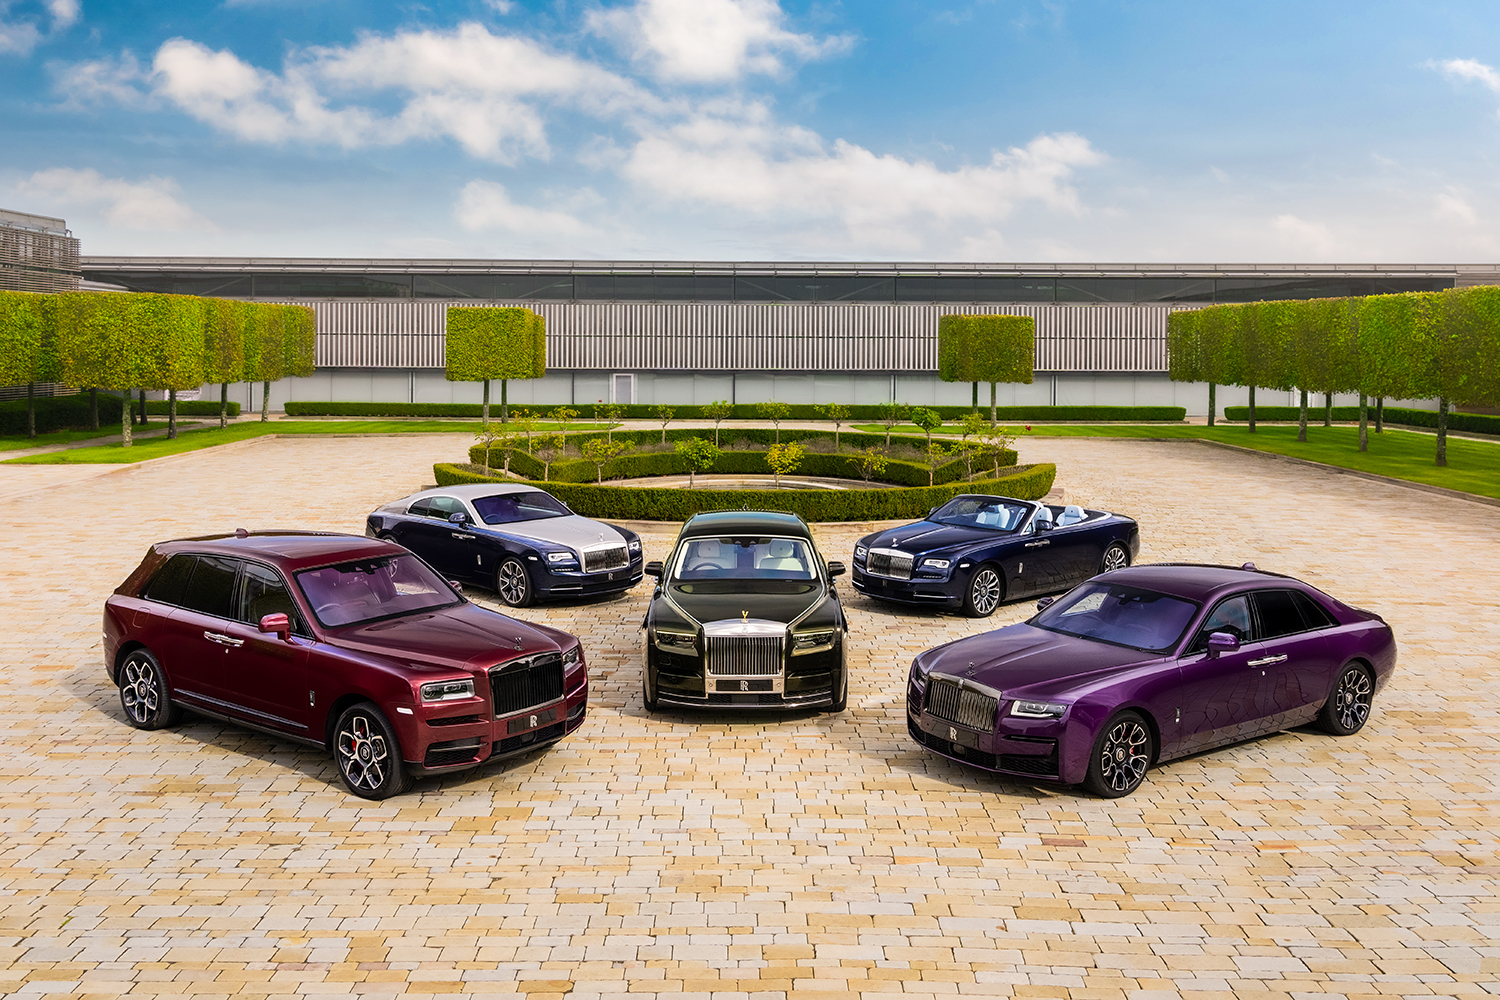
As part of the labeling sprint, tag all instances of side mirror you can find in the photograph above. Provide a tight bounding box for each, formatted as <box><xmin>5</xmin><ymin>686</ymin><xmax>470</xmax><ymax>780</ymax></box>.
<box><xmin>448</xmin><ymin>511</ymin><xmax>470</xmax><ymax>526</ymax></box>
<box><xmin>926</xmin><ymin>505</ymin><xmax>939</xmax><ymax>519</ymax></box>
<box><xmin>827</xmin><ymin>561</ymin><xmax>846</xmax><ymax>577</ymax></box>
<box><xmin>1206</xmin><ymin>631</ymin><xmax>1240</xmax><ymax>657</ymax></box>
<box><xmin>448</xmin><ymin>580</ymin><xmax>464</xmax><ymax>593</ymax></box>
<box><xmin>258</xmin><ymin>612</ymin><xmax>292</xmax><ymax>641</ymax></box>
<box><xmin>645</xmin><ymin>561</ymin><xmax>664</xmax><ymax>578</ymax></box>
<box><xmin>1036</xmin><ymin>518</ymin><xmax>1054</xmax><ymax>532</ymax></box>
<box><xmin>1035</xmin><ymin>596</ymin><xmax>1056</xmax><ymax>612</ymax></box>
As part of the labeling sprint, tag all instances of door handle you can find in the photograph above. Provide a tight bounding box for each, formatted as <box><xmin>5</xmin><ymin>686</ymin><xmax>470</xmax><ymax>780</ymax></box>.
<box><xmin>1024</xmin><ymin>540</ymin><xmax>1050</xmax><ymax>548</ymax></box>
<box><xmin>1247</xmin><ymin>654</ymin><xmax>1286</xmax><ymax>667</ymax></box>
<box><xmin>451</xmin><ymin>532</ymin><xmax>475</xmax><ymax>540</ymax></box>
<box><xmin>203</xmin><ymin>631</ymin><xmax>245</xmax><ymax>648</ymax></box>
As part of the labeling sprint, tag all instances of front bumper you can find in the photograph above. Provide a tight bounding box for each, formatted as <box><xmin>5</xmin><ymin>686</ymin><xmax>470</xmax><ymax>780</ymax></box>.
<box><xmin>851</xmin><ymin>567</ymin><xmax>963</xmax><ymax>608</ymax></box>
<box><xmin>649</xmin><ymin>644</ymin><xmax>843</xmax><ymax>710</ymax></box>
<box><xmin>536</xmin><ymin>563</ymin><xmax>644</xmax><ymax>601</ymax></box>
<box><xmin>905</xmin><ymin>677</ymin><xmax>1070</xmax><ymax>782</ymax></box>
<box><xmin>402</xmin><ymin>676</ymin><xmax>589</xmax><ymax>775</ymax></box>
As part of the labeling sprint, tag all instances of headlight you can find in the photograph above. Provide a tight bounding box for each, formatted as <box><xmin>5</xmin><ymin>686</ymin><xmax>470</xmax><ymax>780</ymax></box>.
<box><xmin>628</xmin><ymin>539</ymin><xmax>641</xmax><ymax>553</ymax></box>
<box><xmin>547</xmin><ymin>551</ymin><xmax>576</xmax><ymax>565</ymax></box>
<box><xmin>653</xmin><ymin>628</ymin><xmax>697</xmax><ymax>651</ymax></box>
<box><xmin>563</xmin><ymin>644</ymin><xmax>582</xmax><ymax>667</ymax></box>
<box><xmin>921</xmin><ymin>558</ymin><xmax>950</xmax><ymax>570</ymax></box>
<box><xmin>854</xmin><ymin>545</ymin><xmax>868</xmax><ymax>559</ymax></box>
<box><xmin>1009</xmin><ymin>700</ymin><xmax>1068</xmax><ymax>719</ymax></box>
<box><xmin>420</xmin><ymin>678</ymin><xmax>475</xmax><ymax>703</ymax></box>
<box><xmin>791</xmin><ymin>629</ymin><xmax>837</xmax><ymax>653</ymax></box>
<box><xmin>910</xmin><ymin>656</ymin><xmax>931</xmax><ymax>681</ymax></box>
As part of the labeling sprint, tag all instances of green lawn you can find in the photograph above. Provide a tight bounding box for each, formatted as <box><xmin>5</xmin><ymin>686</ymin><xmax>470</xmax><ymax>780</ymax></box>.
<box><xmin>853</xmin><ymin>422</ymin><xmax>1500</xmax><ymax>500</ymax></box>
<box><xmin>0</xmin><ymin>424</ymin><xmax>197</xmax><ymax>451</ymax></box>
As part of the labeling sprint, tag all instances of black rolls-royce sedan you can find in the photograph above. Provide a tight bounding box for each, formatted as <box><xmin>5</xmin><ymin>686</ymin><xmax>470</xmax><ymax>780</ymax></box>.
<box><xmin>641</xmin><ymin>511</ymin><xmax>848</xmax><ymax>712</ymax></box>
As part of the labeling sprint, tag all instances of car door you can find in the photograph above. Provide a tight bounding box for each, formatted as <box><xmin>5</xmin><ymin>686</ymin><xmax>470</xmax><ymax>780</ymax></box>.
<box><xmin>1247</xmin><ymin>588</ymin><xmax>1339</xmax><ymax>732</ymax></box>
<box><xmin>153</xmin><ymin>554</ymin><xmax>242</xmax><ymax>706</ymax></box>
<box><xmin>398</xmin><ymin>496</ymin><xmax>471</xmax><ymax>576</ymax></box>
<box><xmin>215</xmin><ymin>560</ymin><xmax>313</xmax><ymax>736</ymax></box>
<box><xmin>1172</xmin><ymin>594</ymin><xmax>1270</xmax><ymax>756</ymax></box>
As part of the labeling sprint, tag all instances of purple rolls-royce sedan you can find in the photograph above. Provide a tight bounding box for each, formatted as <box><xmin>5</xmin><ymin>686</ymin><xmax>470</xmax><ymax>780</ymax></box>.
<box><xmin>906</xmin><ymin>563</ymin><xmax>1396</xmax><ymax>796</ymax></box>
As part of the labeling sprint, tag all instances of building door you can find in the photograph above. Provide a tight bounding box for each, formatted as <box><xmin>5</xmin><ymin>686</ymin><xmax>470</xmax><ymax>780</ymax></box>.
<box><xmin>612</xmin><ymin>373</ymin><xmax>635</xmax><ymax>404</ymax></box>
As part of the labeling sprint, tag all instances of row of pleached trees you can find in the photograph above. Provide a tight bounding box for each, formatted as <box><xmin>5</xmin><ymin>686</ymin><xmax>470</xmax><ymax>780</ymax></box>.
<box><xmin>1168</xmin><ymin>287</ymin><xmax>1500</xmax><ymax>465</ymax></box>
<box><xmin>0</xmin><ymin>289</ymin><xmax>315</xmax><ymax>443</ymax></box>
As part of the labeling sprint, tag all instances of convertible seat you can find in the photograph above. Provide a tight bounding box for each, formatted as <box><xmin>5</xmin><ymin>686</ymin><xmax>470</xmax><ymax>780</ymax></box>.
<box><xmin>1058</xmin><ymin>505</ymin><xmax>1087</xmax><ymax>526</ymax></box>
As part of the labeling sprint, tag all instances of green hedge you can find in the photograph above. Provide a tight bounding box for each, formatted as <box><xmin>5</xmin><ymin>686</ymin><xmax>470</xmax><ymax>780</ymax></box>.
<box><xmin>446</xmin><ymin>306</ymin><xmax>545</xmax><ymax>381</ymax></box>
<box><xmin>285</xmin><ymin>400</ymin><xmax>1187</xmax><ymax>422</ymax></box>
<box><xmin>1224</xmin><ymin>405</ymin><xmax>1500</xmax><ymax>434</ymax></box>
<box><xmin>433</xmin><ymin>462</ymin><xmax>1056</xmax><ymax>522</ymax></box>
<box><xmin>145</xmin><ymin>399</ymin><xmax>242</xmax><ymax>417</ymax></box>
<box><xmin>0</xmin><ymin>393</ymin><xmax>124</xmax><ymax>435</ymax></box>
<box><xmin>938</xmin><ymin>313</ymin><xmax>1036</xmax><ymax>384</ymax></box>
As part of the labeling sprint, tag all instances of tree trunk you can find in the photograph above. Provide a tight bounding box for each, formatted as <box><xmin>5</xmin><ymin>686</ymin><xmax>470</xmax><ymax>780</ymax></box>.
<box><xmin>989</xmin><ymin>381</ymin><xmax>997</xmax><ymax>426</ymax></box>
<box><xmin>138</xmin><ymin>388</ymin><xmax>147</xmax><ymax>427</ymax></box>
<box><xmin>971</xmin><ymin>382</ymin><xmax>978</xmax><ymax>411</ymax></box>
<box><xmin>261</xmin><ymin>381</ymin><xmax>270</xmax><ymax>422</ymax></box>
<box><xmin>1436</xmin><ymin>397</ymin><xmax>1449</xmax><ymax>467</ymax></box>
<box><xmin>168</xmin><ymin>389</ymin><xmax>178</xmax><ymax>440</ymax></box>
<box><xmin>26</xmin><ymin>382</ymin><xmax>35</xmax><ymax>439</ymax></box>
<box><xmin>220</xmin><ymin>383</ymin><xmax>229</xmax><ymax>429</ymax></box>
<box><xmin>1207</xmin><ymin>382</ymin><xmax>1216</xmax><ymax>427</ymax></box>
<box><xmin>1297</xmin><ymin>389</ymin><xmax>1308</xmax><ymax>443</ymax></box>
<box><xmin>1323</xmin><ymin>392</ymin><xmax>1333</xmax><ymax>427</ymax></box>
<box><xmin>121</xmin><ymin>389</ymin><xmax>133</xmax><ymax>448</ymax></box>
<box><xmin>89</xmin><ymin>388</ymin><xmax>98</xmax><ymax>430</ymax></box>
<box><xmin>1358</xmin><ymin>393</ymin><xmax>1369</xmax><ymax>452</ymax></box>
<box><xmin>482</xmin><ymin>379</ymin><xmax>490</xmax><ymax>425</ymax></box>
<box><xmin>501</xmin><ymin>379</ymin><xmax>509</xmax><ymax>422</ymax></box>
<box><xmin>1247</xmin><ymin>385</ymin><xmax>1257</xmax><ymax>433</ymax></box>
<box><xmin>1375</xmin><ymin>397</ymin><xmax>1384</xmax><ymax>433</ymax></box>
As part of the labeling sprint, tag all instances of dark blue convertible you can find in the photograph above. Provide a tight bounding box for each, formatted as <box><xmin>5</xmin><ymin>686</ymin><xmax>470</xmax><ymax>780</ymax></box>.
<box><xmin>851</xmin><ymin>494</ymin><xmax>1140</xmax><ymax>617</ymax></box>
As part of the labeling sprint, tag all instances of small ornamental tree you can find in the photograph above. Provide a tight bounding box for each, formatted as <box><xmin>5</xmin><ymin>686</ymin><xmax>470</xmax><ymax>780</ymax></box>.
<box><xmin>475</xmin><ymin>422</ymin><xmax>503</xmax><ymax>475</ymax></box>
<box><xmin>652</xmin><ymin>403</ymin><xmax>676</xmax><ymax>443</ymax></box>
<box><xmin>755</xmin><ymin>400</ymin><xmax>791</xmax><ymax>443</ymax></box>
<box><xmin>876</xmin><ymin>400</ymin><xmax>909</xmax><ymax>445</ymax></box>
<box><xmin>958</xmin><ymin>411</ymin><xmax>987</xmax><ymax>479</ymax></box>
<box><xmin>910</xmin><ymin>406</ymin><xmax>943</xmax><ymax>450</ymax></box>
<box><xmin>923</xmin><ymin>441</ymin><xmax>950</xmax><ymax>487</ymax></box>
<box><xmin>674</xmin><ymin>437</ymin><xmax>721</xmax><ymax>487</ymax></box>
<box><xmin>817</xmin><ymin>401</ymin><xmax>850</xmax><ymax>450</ymax></box>
<box><xmin>937</xmin><ymin>313</ymin><xmax>1035</xmax><ymax>424</ymax></box>
<box><xmin>596</xmin><ymin>402</ymin><xmax>625</xmax><ymax>442</ymax></box>
<box><xmin>701</xmin><ymin>400</ymin><xmax>733</xmax><ymax>446</ymax></box>
<box><xmin>581</xmin><ymin>437</ymin><xmax>629</xmax><ymax>484</ymax></box>
<box><xmin>511</xmin><ymin>407</ymin><xmax>538</xmax><ymax>450</ymax></box>
<box><xmin>978</xmin><ymin>425</ymin><xmax>1018</xmax><ymax>478</ymax></box>
<box><xmin>765</xmin><ymin>440</ymin><xmax>804</xmax><ymax>487</ymax></box>
<box><xmin>534</xmin><ymin>432</ymin><xmax>567</xmax><ymax>481</ymax></box>
<box><xmin>446</xmin><ymin>306</ymin><xmax>546</xmax><ymax>423</ymax></box>
<box><xmin>550</xmin><ymin>406</ymin><xmax>578</xmax><ymax>435</ymax></box>
<box><xmin>853</xmin><ymin>445</ymin><xmax>889</xmax><ymax>482</ymax></box>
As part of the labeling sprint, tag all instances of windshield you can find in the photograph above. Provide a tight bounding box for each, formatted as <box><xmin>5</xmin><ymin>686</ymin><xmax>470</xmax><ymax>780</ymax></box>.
<box><xmin>930</xmin><ymin>497</ymin><xmax>1030</xmax><ymax>531</ymax></box>
<box><xmin>296</xmin><ymin>554</ymin><xmax>461</xmax><ymax>627</ymax></box>
<box><xmin>1032</xmin><ymin>582</ymin><xmax>1200</xmax><ymax>652</ymax></box>
<box><xmin>671</xmin><ymin>535</ymin><xmax>817</xmax><ymax>585</ymax></box>
<box><xmin>472</xmin><ymin>491</ymin><xmax>570</xmax><ymax>524</ymax></box>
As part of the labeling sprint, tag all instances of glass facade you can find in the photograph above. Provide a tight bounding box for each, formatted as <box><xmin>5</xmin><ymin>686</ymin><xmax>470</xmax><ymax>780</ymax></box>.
<box><xmin>82</xmin><ymin>268</ymin><xmax>1455</xmax><ymax>304</ymax></box>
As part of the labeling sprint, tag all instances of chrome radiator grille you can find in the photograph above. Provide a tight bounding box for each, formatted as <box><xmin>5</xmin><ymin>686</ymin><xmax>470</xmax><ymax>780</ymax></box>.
<box><xmin>489</xmin><ymin>653</ymin><xmax>564</xmax><ymax>717</ymax></box>
<box><xmin>583</xmin><ymin>544</ymin><xmax>629</xmax><ymax>573</ymax></box>
<box><xmin>925</xmin><ymin>678</ymin><xmax>998</xmax><ymax>732</ymax></box>
<box><xmin>705</xmin><ymin>635</ymin><xmax>783</xmax><ymax>677</ymax></box>
<box><xmin>866</xmin><ymin>548</ymin><xmax>914</xmax><ymax>580</ymax></box>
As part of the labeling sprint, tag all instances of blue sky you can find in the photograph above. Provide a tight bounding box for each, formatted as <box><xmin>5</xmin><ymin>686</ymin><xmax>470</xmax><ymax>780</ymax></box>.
<box><xmin>5</xmin><ymin>0</ymin><xmax>1500</xmax><ymax>262</ymax></box>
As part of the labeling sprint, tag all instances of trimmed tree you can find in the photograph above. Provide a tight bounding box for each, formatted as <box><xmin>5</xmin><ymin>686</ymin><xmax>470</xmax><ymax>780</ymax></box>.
<box><xmin>1167</xmin><ymin>308</ymin><xmax>1210</xmax><ymax>425</ymax></box>
<box><xmin>755</xmin><ymin>400</ymin><xmax>791</xmax><ymax>444</ymax></box>
<box><xmin>765</xmin><ymin>440</ymin><xmax>804</xmax><ymax>488</ymax></box>
<box><xmin>202</xmin><ymin>298</ymin><xmax>247</xmax><ymax>430</ymax></box>
<box><xmin>701</xmin><ymin>400</ymin><xmax>733</xmax><ymax>447</ymax></box>
<box><xmin>446</xmin><ymin>306</ymin><xmax>546</xmax><ymax>423</ymax></box>
<box><xmin>0</xmin><ymin>291</ymin><xmax>61</xmax><ymax>439</ymax></box>
<box><xmin>937</xmin><ymin>313</ymin><xmax>1035</xmax><ymax>425</ymax></box>
<box><xmin>243</xmin><ymin>303</ymin><xmax>286</xmax><ymax>422</ymax></box>
<box><xmin>675</xmin><ymin>437</ymin><xmax>721</xmax><ymax>488</ymax></box>
<box><xmin>817</xmin><ymin>401</ymin><xmax>850</xmax><ymax>451</ymax></box>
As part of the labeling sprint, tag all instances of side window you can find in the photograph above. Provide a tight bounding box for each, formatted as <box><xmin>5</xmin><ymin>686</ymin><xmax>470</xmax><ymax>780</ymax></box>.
<box><xmin>179</xmin><ymin>555</ymin><xmax>240</xmax><ymax>619</ymax></box>
<box><xmin>428</xmin><ymin>496</ymin><xmax>464</xmax><ymax>519</ymax></box>
<box><xmin>1189</xmin><ymin>595</ymin><xmax>1255</xmax><ymax>652</ymax></box>
<box><xmin>1252</xmin><ymin>589</ymin><xmax>1311</xmax><ymax>640</ymax></box>
<box><xmin>143</xmin><ymin>554</ymin><xmax>196</xmax><ymax>607</ymax></box>
<box><xmin>237</xmin><ymin>562</ymin><xmax>306</xmax><ymax>635</ymax></box>
<box><xmin>408</xmin><ymin>499</ymin><xmax>433</xmax><ymax>518</ymax></box>
<box><xmin>1289</xmin><ymin>590</ymin><xmax>1337</xmax><ymax>629</ymax></box>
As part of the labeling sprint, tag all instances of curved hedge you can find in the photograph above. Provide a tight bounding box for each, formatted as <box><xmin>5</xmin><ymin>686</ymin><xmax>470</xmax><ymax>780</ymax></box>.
<box><xmin>433</xmin><ymin>461</ymin><xmax>1056</xmax><ymax>522</ymax></box>
<box><xmin>286</xmin><ymin>400</ymin><xmax>1186</xmax><ymax>422</ymax></box>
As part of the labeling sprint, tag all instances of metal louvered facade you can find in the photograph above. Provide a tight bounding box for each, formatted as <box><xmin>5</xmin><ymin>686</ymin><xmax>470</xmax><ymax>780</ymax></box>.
<box><xmin>299</xmin><ymin>299</ymin><xmax>1174</xmax><ymax>373</ymax></box>
<box><xmin>1</xmin><ymin>210</ymin><xmax>80</xmax><ymax>294</ymax></box>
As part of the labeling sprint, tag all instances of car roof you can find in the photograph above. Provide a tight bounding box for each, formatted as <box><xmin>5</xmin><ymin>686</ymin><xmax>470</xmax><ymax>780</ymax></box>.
<box><xmin>154</xmin><ymin>530</ymin><xmax>406</xmax><ymax>573</ymax></box>
<box><xmin>679</xmin><ymin>510</ymin><xmax>812</xmax><ymax>539</ymax></box>
<box><xmin>408</xmin><ymin>483</ymin><xmax>542</xmax><ymax>501</ymax></box>
<box><xmin>1102</xmin><ymin>563</ymin><xmax>1306</xmax><ymax>602</ymax></box>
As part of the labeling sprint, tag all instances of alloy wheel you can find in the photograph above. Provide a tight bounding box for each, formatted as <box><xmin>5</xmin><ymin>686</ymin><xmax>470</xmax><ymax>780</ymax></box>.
<box><xmin>121</xmin><ymin>654</ymin><xmax>162</xmax><ymax>726</ymax></box>
<box><xmin>1097</xmin><ymin>717</ymin><xmax>1150</xmax><ymax>794</ymax></box>
<box><xmin>497</xmin><ymin>559</ymin><xmax>530</xmax><ymax>606</ymax></box>
<box><xmin>337</xmin><ymin>712</ymin><xmax>392</xmax><ymax>793</ymax></box>
<box><xmin>969</xmin><ymin>568</ymin><xmax>1002</xmax><ymax>616</ymax></box>
<box><xmin>1332</xmin><ymin>667</ymin><xmax>1373</xmax><ymax>732</ymax></box>
<box><xmin>1101</xmin><ymin>544</ymin><xmax>1129</xmax><ymax>573</ymax></box>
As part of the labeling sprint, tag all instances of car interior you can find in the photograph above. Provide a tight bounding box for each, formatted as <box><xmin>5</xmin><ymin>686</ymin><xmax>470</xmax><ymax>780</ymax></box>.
<box><xmin>677</xmin><ymin>537</ymin><xmax>816</xmax><ymax>580</ymax></box>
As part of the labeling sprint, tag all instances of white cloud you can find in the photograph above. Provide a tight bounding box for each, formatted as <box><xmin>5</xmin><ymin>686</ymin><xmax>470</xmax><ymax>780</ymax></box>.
<box><xmin>19</xmin><ymin>168</ymin><xmax>217</xmax><ymax>232</ymax></box>
<box><xmin>587</xmin><ymin>0</ymin><xmax>853</xmax><ymax>82</ymax></box>
<box><xmin>1435</xmin><ymin>187</ymin><xmax>1478</xmax><ymax>226</ymax></box>
<box><xmin>52</xmin><ymin>51</ymin><xmax>152</xmax><ymax>106</ymax></box>
<box><xmin>1270</xmin><ymin>214</ymin><xmax>1339</xmax><ymax>257</ymax></box>
<box><xmin>1</xmin><ymin>0</ymin><xmax>76</xmax><ymax>55</ymax></box>
<box><xmin>455</xmin><ymin>180</ymin><xmax>596</xmax><ymax>237</ymax></box>
<box><xmin>1432</xmin><ymin>56</ymin><xmax>1500</xmax><ymax>93</ymax></box>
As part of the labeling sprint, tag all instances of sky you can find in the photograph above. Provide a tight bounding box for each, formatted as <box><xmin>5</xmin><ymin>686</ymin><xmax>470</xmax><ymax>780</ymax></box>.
<box><xmin>5</xmin><ymin>0</ymin><xmax>1500</xmax><ymax>263</ymax></box>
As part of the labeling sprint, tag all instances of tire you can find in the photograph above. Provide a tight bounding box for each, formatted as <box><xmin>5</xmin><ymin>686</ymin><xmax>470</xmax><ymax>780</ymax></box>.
<box><xmin>495</xmin><ymin>556</ymin><xmax>533</xmax><ymax>608</ymax></box>
<box><xmin>333</xmin><ymin>703</ymin><xmax>413</xmax><ymax>800</ymax></box>
<box><xmin>1319</xmin><ymin>662</ymin><xmax>1374</xmax><ymax>736</ymax></box>
<box><xmin>963</xmin><ymin>564</ymin><xmax>1004</xmax><ymax>618</ymax></box>
<box><xmin>828</xmin><ymin>645</ymin><xmax>849</xmax><ymax>713</ymax></box>
<box><xmin>642</xmin><ymin>661</ymin><xmax>660</xmax><ymax>712</ymax></box>
<box><xmin>118</xmin><ymin>648</ymin><xmax>182</xmax><ymax>730</ymax></box>
<box><xmin>1100</xmin><ymin>542</ymin><xmax>1130</xmax><ymax>574</ymax></box>
<box><xmin>1082</xmin><ymin>710</ymin><xmax>1154</xmax><ymax>798</ymax></box>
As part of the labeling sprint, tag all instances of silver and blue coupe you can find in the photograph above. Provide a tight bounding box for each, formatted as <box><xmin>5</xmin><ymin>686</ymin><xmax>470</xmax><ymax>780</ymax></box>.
<box><xmin>852</xmin><ymin>494</ymin><xmax>1140</xmax><ymax>617</ymax></box>
<box><xmin>367</xmin><ymin>484</ymin><xmax>644</xmax><ymax>607</ymax></box>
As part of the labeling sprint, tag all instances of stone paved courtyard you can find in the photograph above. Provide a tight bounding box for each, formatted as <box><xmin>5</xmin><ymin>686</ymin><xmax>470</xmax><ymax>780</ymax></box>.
<box><xmin>1</xmin><ymin>433</ymin><xmax>1497</xmax><ymax>999</ymax></box>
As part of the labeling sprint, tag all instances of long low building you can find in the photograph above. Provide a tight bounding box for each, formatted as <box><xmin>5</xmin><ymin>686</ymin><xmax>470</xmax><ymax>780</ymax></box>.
<box><xmin>77</xmin><ymin>257</ymin><xmax>1500</xmax><ymax>413</ymax></box>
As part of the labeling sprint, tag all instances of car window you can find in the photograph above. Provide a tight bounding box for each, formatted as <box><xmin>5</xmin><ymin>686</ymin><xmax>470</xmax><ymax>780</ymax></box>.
<box><xmin>929</xmin><ymin>497</ymin><xmax>1029</xmax><ymax>531</ymax></box>
<box><xmin>1290</xmin><ymin>590</ymin><xmax>1337</xmax><ymax>629</ymax></box>
<box><xmin>407</xmin><ymin>498</ymin><xmax>433</xmax><ymax>517</ymax></box>
<box><xmin>426</xmin><ymin>496</ymin><xmax>465</xmax><ymax>518</ymax></box>
<box><xmin>672</xmin><ymin>536</ymin><xmax>816</xmax><ymax>582</ymax></box>
<box><xmin>1252</xmin><ymin>589</ymin><xmax>1312</xmax><ymax>640</ymax></box>
<box><xmin>295</xmin><ymin>554</ymin><xmax>461</xmax><ymax>628</ymax></box>
<box><xmin>1188</xmin><ymin>595</ymin><xmax>1255</xmax><ymax>652</ymax></box>
<box><xmin>473</xmin><ymin>491</ymin><xmax>570</xmax><ymax>524</ymax></box>
<box><xmin>143</xmin><ymin>553</ymin><xmax>196</xmax><ymax>607</ymax></box>
<box><xmin>237</xmin><ymin>561</ymin><xmax>307</xmax><ymax>635</ymax></box>
<box><xmin>1031</xmin><ymin>582</ymin><xmax>1200</xmax><ymax>652</ymax></box>
<box><xmin>178</xmin><ymin>555</ymin><xmax>240</xmax><ymax>619</ymax></box>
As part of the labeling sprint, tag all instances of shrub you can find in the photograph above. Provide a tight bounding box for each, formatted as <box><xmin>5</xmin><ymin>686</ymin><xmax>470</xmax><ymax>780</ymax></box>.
<box><xmin>0</xmin><ymin>393</ymin><xmax>124</xmax><ymax>435</ymax></box>
<box><xmin>283</xmin><ymin>400</ymin><xmax>1187</xmax><ymax>422</ymax></box>
<box><xmin>433</xmin><ymin>462</ymin><xmax>1057</xmax><ymax>522</ymax></box>
<box><xmin>1222</xmin><ymin>405</ymin><xmax>1500</xmax><ymax>434</ymax></box>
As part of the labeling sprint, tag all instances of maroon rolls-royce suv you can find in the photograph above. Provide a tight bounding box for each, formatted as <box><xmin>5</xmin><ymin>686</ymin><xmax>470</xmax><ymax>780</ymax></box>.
<box><xmin>103</xmin><ymin>530</ymin><xmax>588</xmax><ymax>798</ymax></box>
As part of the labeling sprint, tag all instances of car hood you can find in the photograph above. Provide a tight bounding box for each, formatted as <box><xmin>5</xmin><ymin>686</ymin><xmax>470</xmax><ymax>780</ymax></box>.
<box><xmin>870</xmin><ymin>521</ymin><xmax>1010</xmax><ymax>554</ymax></box>
<box><xmin>480</xmin><ymin>514</ymin><xmax>625</xmax><ymax>551</ymax></box>
<box><xmin>920</xmin><ymin>622</ymin><xmax>1161</xmax><ymax>695</ymax></box>
<box><xmin>663</xmin><ymin>583</ymin><xmax>827</xmax><ymax>627</ymax></box>
<box><xmin>327</xmin><ymin>602</ymin><xmax>568</xmax><ymax>670</ymax></box>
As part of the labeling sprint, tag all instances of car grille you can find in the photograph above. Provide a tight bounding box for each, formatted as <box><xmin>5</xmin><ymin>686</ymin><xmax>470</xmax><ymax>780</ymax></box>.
<box><xmin>706</xmin><ymin>635</ymin><xmax>783</xmax><ymax>677</ymax></box>
<box><xmin>423</xmin><ymin>737</ymin><xmax>483</xmax><ymax>768</ymax></box>
<box><xmin>998</xmin><ymin>752</ymin><xmax>1059</xmax><ymax>776</ymax></box>
<box><xmin>489</xmin><ymin>652</ymin><xmax>563</xmax><ymax>717</ymax></box>
<box><xmin>924</xmin><ymin>678</ymin><xmax>998</xmax><ymax>732</ymax></box>
<box><xmin>866</xmin><ymin>548</ymin><xmax>914</xmax><ymax>580</ymax></box>
<box><xmin>583</xmin><ymin>544</ymin><xmax>629</xmax><ymax>573</ymax></box>
<box><xmin>495</xmin><ymin>720</ymin><xmax>566</xmax><ymax>757</ymax></box>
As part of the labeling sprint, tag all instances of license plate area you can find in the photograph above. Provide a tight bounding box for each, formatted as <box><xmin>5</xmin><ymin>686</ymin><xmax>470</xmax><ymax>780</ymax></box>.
<box><xmin>716</xmin><ymin>678</ymin><xmax>781</xmax><ymax>693</ymax></box>
<box><xmin>505</xmin><ymin>703</ymin><xmax>561</xmax><ymax>735</ymax></box>
<box><xmin>924</xmin><ymin>714</ymin><xmax>980</xmax><ymax>748</ymax></box>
